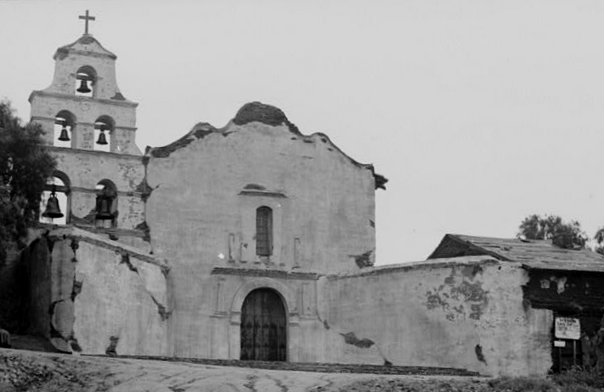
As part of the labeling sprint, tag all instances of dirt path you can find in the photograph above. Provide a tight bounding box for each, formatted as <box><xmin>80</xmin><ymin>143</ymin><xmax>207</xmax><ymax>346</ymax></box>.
<box><xmin>0</xmin><ymin>348</ymin><xmax>492</xmax><ymax>392</ymax></box>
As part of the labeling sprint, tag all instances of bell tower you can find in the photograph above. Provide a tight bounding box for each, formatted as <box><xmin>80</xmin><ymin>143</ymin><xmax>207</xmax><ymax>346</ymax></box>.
<box><xmin>29</xmin><ymin>10</ymin><xmax>140</xmax><ymax>155</ymax></box>
<box><xmin>31</xmin><ymin>11</ymin><xmax>146</xmax><ymax>236</ymax></box>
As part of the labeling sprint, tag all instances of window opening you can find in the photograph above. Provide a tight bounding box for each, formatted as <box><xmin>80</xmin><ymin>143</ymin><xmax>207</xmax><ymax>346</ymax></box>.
<box><xmin>256</xmin><ymin>206</ymin><xmax>273</xmax><ymax>257</ymax></box>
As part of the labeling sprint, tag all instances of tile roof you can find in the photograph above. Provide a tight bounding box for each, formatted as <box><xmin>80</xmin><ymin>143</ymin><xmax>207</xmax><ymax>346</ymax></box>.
<box><xmin>428</xmin><ymin>234</ymin><xmax>604</xmax><ymax>272</ymax></box>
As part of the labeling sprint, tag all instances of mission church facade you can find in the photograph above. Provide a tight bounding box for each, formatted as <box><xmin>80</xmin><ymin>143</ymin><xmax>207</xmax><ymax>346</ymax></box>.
<box><xmin>17</xmin><ymin>15</ymin><xmax>604</xmax><ymax>377</ymax></box>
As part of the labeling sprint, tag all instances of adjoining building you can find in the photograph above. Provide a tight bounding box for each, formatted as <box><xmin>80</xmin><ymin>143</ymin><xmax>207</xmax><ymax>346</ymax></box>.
<box><xmin>429</xmin><ymin>234</ymin><xmax>604</xmax><ymax>373</ymax></box>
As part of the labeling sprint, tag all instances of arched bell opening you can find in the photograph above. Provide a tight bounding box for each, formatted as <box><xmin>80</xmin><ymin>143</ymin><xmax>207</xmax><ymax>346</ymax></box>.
<box><xmin>240</xmin><ymin>288</ymin><xmax>287</xmax><ymax>361</ymax></box>
<box><xmin>75</xmin><ymin>65</ymin><xmax>97</xmax><ymax>98</ymax></box>
<box><xmin>39</xmin><ymin>172</ymin><xmax>71</xmax><ymax>225</ymax></box>
<box><xmin>94</xmin><ymin>179</ymin><xmax>117</xmax><ymax>228</ymax></box>
<box><xmin>53</xmin><ymin>110</ymin><xmax>76</xmax><ymax>148</ymax></box>
<box><xmin>94</xmin><ymin>115</ymin><xmax>114</xmax><ymax>152</ymax></box>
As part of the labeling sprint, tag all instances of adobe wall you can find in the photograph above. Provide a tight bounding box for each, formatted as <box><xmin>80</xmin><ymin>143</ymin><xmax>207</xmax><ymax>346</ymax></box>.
<box><xmin>144</xmin><ymin>107</ymin><xmax>377</xmax><ymax>357</ymax></box>
<box><xmin>321</xmin><ymin>256</ymin><xmax>553</xmax><ymax>376</ymax></box>
<box><xmin>24</xmin><ymin>228</ymin><xmax>170</xmax><ymax>356</ymax></box>
<box><xmin>145</xmin><ymin>120</ymin><xmax>376</xmax><ymax>274</ymax></box>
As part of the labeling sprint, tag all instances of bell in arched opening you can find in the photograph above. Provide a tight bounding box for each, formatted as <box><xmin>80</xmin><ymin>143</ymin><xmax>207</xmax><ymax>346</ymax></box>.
<box><xmin>76</xmin><ymin>78</ymin><xmax>91</xmax><ymax>94</ymax></box>
<box><xmin>95</xmin><ymin>196</ymin><xmax>113</xmax><ymax>220</ymax></box>
<box><xmin>42</xmin><ymin>186</ymin><xmax>64</xmax><ymax>219</ymax></box>
<box><xmin>54</xmin><ymin>112</ymin><xmax>75</xmax><ymax>147</ymax></box>
<box><xmin>58</xmin><ymin>124</ymin><xmax>70</xmax><ymax>141</ymax></box>
<box><xmin>96</xmin><ymin>129</ymin><xmax>108</xmax><ymax>145</ymax></box>
<box><xmin>94</xmin><ymin>116</ymin><xmax>114</xmax><ymax>152</ymax></box>
<box><xmin>95</xmin><ymin>184</ymin><xmax>115</xmax><ymax>220</ymax></box>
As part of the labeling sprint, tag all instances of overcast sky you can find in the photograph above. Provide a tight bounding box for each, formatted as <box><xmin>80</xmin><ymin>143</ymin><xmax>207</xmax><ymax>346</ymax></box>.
<box><xmin>1</xmin><ymin>0</ymin><xmax>603</xmax><ymax>264</ymax></box>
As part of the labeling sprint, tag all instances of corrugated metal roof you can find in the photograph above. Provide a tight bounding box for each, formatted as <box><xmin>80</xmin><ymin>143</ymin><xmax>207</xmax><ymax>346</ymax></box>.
<box><xmin>429</xmin><ymin>234</ymin><xmax>604</xmax><ymax>272</ymax></box>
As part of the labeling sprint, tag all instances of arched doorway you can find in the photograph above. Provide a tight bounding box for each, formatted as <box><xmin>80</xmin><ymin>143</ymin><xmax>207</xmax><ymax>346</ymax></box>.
<box><xmin>240</xmin><ymin>288</ymin><xmax>286</xmax><ymax>361</ymax></box>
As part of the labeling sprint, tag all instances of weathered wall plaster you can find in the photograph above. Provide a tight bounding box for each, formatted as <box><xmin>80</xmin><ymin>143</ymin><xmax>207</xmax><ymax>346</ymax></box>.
<box><xmin>24</xmin><ymin>228</ymin><xmax>169</xmax><ymax>356</ymax></box>
<box><xmin>143</xmin><ymin>106</ymin><xmax>377</xmax><ymax>358</ymax></box>
<box><xmin>145</xmin><ymin>115</ymin><xmax>376</xmax><ymax>274</ymax></box>
<box><xmin>321</xmin><ymin>256</ymin><xmax>552</xmax><ymax>376</ymax></box>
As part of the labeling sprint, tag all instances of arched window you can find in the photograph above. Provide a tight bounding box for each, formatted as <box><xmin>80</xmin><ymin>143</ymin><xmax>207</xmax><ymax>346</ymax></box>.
<box><xmin>94</xmin><ymin>179</ymin><xmax>117</xmax><ymax>228</ymax></box>
<box><xmin>256</xmin><ymin>206</ymin><xmax>273</xmax><ymax>257</ymax></box>
<box><xmin>39</xmin><ymin>173</ymin><xmax>70</xmax><ymax>225</ymax></box>
<box><xmin>53</xmin><ymin>110</ymin><xmax>76</xmax><ymax>148</ymax></box>
<box><xmin>94</xmin><ymin>115</ymin><xmax>114</xmax><ymax>152</ymax></box>
<box><xmin>75</xmin><ymin>65</ymin><xmax>97</xmax><ymax>98</ymax></box>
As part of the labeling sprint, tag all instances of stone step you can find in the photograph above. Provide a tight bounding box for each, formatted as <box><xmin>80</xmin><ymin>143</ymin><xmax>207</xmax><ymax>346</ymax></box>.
<box><xmin>99</xmin><ymin>355</ymin><xmax>480</xmax><ymax>376</ymax></box>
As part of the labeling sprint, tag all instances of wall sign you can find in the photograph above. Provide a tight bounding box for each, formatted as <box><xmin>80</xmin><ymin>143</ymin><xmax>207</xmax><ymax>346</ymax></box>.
<box><xmin>555</xmin><ymin>317</ymin><xmax>581</xmax><ymax>340</ymax></box>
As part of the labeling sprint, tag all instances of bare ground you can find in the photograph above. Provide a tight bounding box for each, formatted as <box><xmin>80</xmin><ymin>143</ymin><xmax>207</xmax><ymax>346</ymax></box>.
<box><xmin>0</xmin><ymin>348</ymin><xmax>600</xmax><ymax>392</ymax></box>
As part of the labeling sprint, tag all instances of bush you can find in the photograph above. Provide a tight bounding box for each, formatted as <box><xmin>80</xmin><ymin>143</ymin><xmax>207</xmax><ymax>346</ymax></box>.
<box><xmin>552</xmin><ymin>367</ymin><xmax>604</xmax><ymax>391</ymax></box>
<box><xmin>488</xmin><ymin>376</ymin><xmax>560</xmax><ymax>392</ymax></box>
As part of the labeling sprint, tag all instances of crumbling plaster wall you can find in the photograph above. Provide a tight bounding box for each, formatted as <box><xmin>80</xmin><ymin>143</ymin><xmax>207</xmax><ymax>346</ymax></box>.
<box><xmin>25</xmin><ymin>228</ymin><xmax>169</xmax><ymax>356</ymax></box>
<box><xmin>144</xmin><ymin>116</ymin><xmax>376</xmax><ymax>357</ymax></box>
<box><xmin>145</xmin><ymin>121</ymin><xmax>375</xmax><ymax>273</ymax></box>
<box><xmin>321</xmin><ymin>256</ymin><xmax>552</xmax><ymax>376</ymax></box>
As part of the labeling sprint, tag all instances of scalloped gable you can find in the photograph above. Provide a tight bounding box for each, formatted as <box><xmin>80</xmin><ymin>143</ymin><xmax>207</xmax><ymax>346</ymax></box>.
<box><xmin>146</xmin><ymin>102</ymin><xmax>388</xmax><ymax>189</ymax></box>
<box><xmin>54</xmin><ymin>34</ymin><xmax>117</xmax><ymax>60</ymax></box>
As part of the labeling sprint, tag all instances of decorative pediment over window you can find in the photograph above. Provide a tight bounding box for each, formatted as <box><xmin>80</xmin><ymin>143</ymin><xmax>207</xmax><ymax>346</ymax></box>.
<box><xmin>239</xmin><ymin>184</ymin><xmax>286</xmax><ymax>199</ymax></box>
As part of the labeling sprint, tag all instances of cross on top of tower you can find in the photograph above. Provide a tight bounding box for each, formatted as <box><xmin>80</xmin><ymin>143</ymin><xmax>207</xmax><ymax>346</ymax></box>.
<box><xmin>79</xmin><ymin>10</ymin><xmax>96</xmax><ymax>35</ymax></box>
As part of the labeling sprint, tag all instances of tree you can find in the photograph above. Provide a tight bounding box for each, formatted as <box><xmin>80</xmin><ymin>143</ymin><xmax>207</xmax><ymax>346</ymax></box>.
<box><xmin>595</xmin><ymin>227</ymin><xmax>604</xmax><ymax>256</ymax></box>
<box><xmin>0</xmin><ymin>101</ymin><xmax>56</xmax><ymax>264</ymax></box>
<box><xmin>518</xmin><ymin>214</ymin><xmax>588</xmax><ymax>249</ymax></box>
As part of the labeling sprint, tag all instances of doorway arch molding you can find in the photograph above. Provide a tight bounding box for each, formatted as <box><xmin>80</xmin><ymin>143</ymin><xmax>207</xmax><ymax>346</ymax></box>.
<box><xmin>227</xmin><ymin>278</ymin><xmax>300</xmax><ymax>361</ymax></box>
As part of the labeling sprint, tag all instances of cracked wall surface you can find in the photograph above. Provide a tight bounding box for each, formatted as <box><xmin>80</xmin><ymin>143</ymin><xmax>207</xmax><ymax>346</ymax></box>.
<box><xmin>322</xmin><ymin>256</ymin><xmax>551</xmax><ymax>376</ymax></box>
<box><xmin>144</xmin><ymin>110</ymin><xmax>377</xmax><ymax>358</ymax></box>
<box><xmin>25</xmin><ymin>228</ymin><xmax>169</xmax><ymax>356</ymax></box>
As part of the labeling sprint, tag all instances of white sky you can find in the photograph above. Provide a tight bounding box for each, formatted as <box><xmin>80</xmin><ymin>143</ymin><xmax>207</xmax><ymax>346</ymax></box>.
<box><xmin>1</xmin><ymin>0</ymin><xmax>603</xmax><ymax>264</ymax></box>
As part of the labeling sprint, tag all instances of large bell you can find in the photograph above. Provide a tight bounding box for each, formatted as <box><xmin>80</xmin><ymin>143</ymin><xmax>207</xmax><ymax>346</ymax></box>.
<box><xmin>58</xmin><ymin>125</ymin><xmax>70</xmax><ymax>141</ymax></box>
<box><xmin>96</xmin><ymin>130</ymin><xmax>108</xmax><ymax>145</ymax></box>
<box><xmin>77</xmin><ymin>78</ymin><xmax>91</xmax><ymax>93</ymax></box>
<box><xmin>42</xmin><ymin>189</ymin><xmax>64</xmax><ymax>219</ymax></box>
<box><xmin>95</xmin><ymin>195</ymin><xmax>113</xmax><ymax>220</ymax></box>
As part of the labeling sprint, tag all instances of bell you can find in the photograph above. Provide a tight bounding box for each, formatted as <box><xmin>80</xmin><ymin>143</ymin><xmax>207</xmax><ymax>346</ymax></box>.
<box><xmin>96</xmin><ymin>130</ymin><xmax>108</xmax><ymax>145</ymax></box>
<box><xmin>58</xmin><ymin>125</ymin><xmax>70</xmax><ymax>141</ymax></box>
<box><xmin>95</xmin><ymin>196</ymin><xmax>113</xmax><ymax>220</ymax></box>
<box><xmin>77</xmin><ymin>78</ymin><xmax>91</xmax><ymax>93</ymax></box>
<box><xmin>42</xmin><ymin>190</ymin><xmax>64</xmax><ymax>219</ymax></box>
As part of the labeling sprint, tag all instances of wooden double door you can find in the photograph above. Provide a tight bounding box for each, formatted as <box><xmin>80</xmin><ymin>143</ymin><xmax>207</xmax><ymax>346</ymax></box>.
<box><xmin>240</xmin><ymin>288</ymin><xmax>287</xmax><ymax>361</ymax></box>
